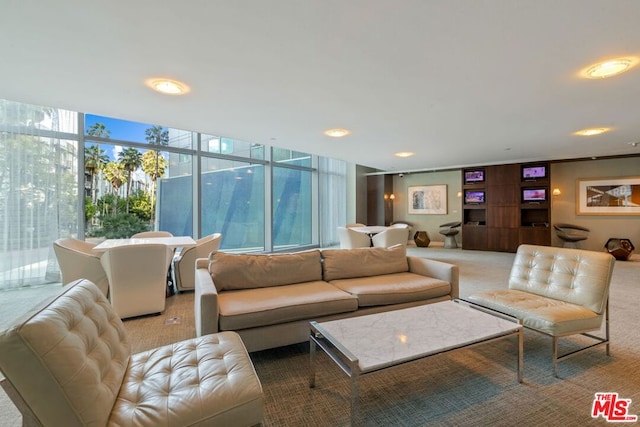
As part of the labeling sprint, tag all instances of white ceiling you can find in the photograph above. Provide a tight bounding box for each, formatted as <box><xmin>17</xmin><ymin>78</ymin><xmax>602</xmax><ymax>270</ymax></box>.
<box><xmin>2</xmin><ymin>1</ymin><xmax>640</xmax><ymax>173</ymax></box>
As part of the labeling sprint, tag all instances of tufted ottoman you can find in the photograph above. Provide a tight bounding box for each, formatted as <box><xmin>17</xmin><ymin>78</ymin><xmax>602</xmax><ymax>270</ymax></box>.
<box><xmin>0</xmin><ymin>279</ymin><xmax>263</xmax><ymax>427</ymax></box>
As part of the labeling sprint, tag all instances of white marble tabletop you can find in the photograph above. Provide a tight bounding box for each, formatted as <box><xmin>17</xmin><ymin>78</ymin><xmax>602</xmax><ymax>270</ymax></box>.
<box><xmin>92</xmin><ymin>236</ymin><xmax>196</xmax><ymax>253</ymax></box>
<box><xmin>314</xmin><ymin>301</ymin><xmax>521</xmax><ymax>373</ymax></box>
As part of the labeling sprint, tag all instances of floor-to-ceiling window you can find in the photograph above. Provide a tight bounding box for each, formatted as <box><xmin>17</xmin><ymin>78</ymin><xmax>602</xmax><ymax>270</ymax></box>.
<box><xmin>0</xmin><ymin>100</ymin><xmax>79</xmax><ymax>289</ymax></box>
<box><xmin>0</xmin><ymin>99</ymin><xmax>348</xmax><ymax>290</ymax></box>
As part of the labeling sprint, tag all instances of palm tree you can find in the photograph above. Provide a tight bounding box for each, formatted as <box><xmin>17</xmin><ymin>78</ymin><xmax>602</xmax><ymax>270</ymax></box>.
<box><xmin>144</xmin><ymin>125</ymin><xmax>169</xmax><ymax>223</ymax></box>
<box><xmin>118</xmin><ymin>147</ymin><xmax>142</xmax><ymax>213</ymax></box>
<box><xmin>141</xmin><ymin>150</ymin><xmax>167</xmax><ymax>222</ymax></box>
<box><xmin>84</xmin><ymin>145</ymin><xmax>109</xmax><ymax>204</ymax></box>
<box><xmin>102</xmin><ymin>161</ymin><xmax>127</xmax><ymax>215</ymax></box>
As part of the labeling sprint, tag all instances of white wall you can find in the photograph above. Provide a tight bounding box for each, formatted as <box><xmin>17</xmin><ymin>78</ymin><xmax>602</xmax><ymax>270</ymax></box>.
<box><xmin>392</xmin><ymin>170</ymin><xmax>462</xmax><ymax>244</ymax></box>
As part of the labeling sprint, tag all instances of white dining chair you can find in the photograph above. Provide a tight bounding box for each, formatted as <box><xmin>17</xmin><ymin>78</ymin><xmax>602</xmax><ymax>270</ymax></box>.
<box><xmin>100</xmin><ymin>243</ymin><xmax>174</xmax><ymax>319</ymax></box>
<box><xmin>53</xmin><ymin>238</ymin><xmax>109</xmax><ymax>296</ymax></box>
<box><xmin>338</xmin><ymin>226</ymin><xmax>371</xmax><ymax>249</ymax></box>
<box><xmin>372</xmin><ymin>227</ymin><xmax>410</xmax><ymax>248</ymax></box>
<box><xmin>131</xmin><ymin>231</ymin><xmax>173</xmax><ymax>238</ymax></box>
<box><xmin>173</xmin><ymin>233</ymin><xmax>222</xmax><ymax>292</ymax></box>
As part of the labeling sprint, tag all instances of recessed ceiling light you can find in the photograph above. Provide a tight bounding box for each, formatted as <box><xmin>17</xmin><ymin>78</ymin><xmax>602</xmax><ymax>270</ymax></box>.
<box><xmin>394</xmin><ymin>152</ymin><xmax>415</xmax><ymax>158</ymax></box>
<box><xmin>574</xmin><ymin>127</ymin><xmax>610</xmax><ymax>136</ymax></box>
<box><xmin>146</xmin><ymin>78</ymin><xmax>189</xmax><ymax>95</ymax></box>
<box><xmin>324</xmin><ymin>128</ymin><xmax>350</xmax><ymax>138</ymax></box>
<box><xmin>582</xmin><ymin>57</ymin><xmax>638</xmax><ymax>79</ymax></box>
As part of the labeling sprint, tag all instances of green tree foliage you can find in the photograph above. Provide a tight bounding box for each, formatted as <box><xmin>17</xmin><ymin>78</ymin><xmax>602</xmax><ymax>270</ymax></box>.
<box><xmin>129</xmin><ymin>190</ymin><xmax>152</xmax><ymax>222</ymax></box>
<box><xmin>102</xmin><ymin>161</ymin><xmax>127</xmax><ymax>214</ymax></box>
<box><xmin>144</xmin><ymin>125</ymin><xmax>169</xmax><ymax>223</ymax></box>
<box><xmin>84</xmin><ymin>144</ymin><xmax>109</xmax><ymax>204</ymax></box>
<box><xmin>84</xmin><ymin>196</ymin><xmax>97</xmax><ymax>222</ymax></box>
<box><xmin>118</xmin><ymin>147</ymin><xmax>142</xmax><ymax>213</ymax></box>
<box><xmin>96</xmin><ymin>213</ymin><xmax>150</xmax><ymax>239</ymax></box>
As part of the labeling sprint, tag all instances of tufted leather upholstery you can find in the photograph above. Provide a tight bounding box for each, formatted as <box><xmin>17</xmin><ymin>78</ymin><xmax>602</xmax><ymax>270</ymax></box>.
<box><xmin>0</xmin><ymin>279</ymin><xmax>263</xmax><ymax>427</ymax></box>
<box><xmin>468</xmin><ymin>244</ymin><xmax>615</xmax><ymax>377</ymax></box>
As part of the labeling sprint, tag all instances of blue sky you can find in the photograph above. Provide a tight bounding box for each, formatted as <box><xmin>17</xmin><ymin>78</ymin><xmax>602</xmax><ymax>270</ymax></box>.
<box><xmin>85</xmin><ymin>114</ymin><xmax>162</xmax><ymax>161</ymax></box>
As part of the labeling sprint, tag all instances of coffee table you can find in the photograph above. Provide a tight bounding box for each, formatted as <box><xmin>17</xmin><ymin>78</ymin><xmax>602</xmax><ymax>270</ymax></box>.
<box><xmin>309</xmin><ymin>300</ymin><xmax>523</xmax><ymax>424</ymax></box>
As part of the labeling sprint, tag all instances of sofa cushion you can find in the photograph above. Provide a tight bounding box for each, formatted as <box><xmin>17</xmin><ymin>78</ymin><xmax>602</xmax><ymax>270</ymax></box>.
<box><xmin>209</xmin><ymin>250</ymin><xmax>322</xmax><ymax>291</ymax></box>
<box><xmin>218</xmin><ymin>281</ymin><xmax>358</xmax><ymax>330</ymax></box>
<box><xmin>329</xmin><ymin>272</ymin><xmax>451</xmax><ymax>307</ymax></box>
<box><xmin>322</xmin><ymin>245</ymin><xmax>409</xmax><ymax>281</ymax></box>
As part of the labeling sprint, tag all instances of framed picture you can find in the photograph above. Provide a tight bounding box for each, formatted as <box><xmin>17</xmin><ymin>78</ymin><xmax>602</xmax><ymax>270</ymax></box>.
<box><xmin>576</xmin><ymin>176</ymin><xmax>640</xmax><ymax>215</ymax></box>
<box><xmin>408</xmin><ymin>185</ymin><xmax>447</xmax><ymax>214</ymax></box>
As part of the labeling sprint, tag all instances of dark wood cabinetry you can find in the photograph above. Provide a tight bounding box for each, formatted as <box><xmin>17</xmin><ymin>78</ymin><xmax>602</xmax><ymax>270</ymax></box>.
<box><xmin>367</xmin><ymin>175</ymin><xmax>394</xmax><ymax>226</ymax></box>
<box><xmin>462</xmin><ymin>162</ymin><xmax>551</xmax><ymax>252</ymax></box>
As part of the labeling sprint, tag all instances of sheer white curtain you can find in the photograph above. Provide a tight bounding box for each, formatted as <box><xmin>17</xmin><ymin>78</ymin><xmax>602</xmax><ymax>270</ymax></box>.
<box><xmin>318</xmin><ymin>157</ymin><xmax>347</xmax><ymax>247</ymax></box>
<box><xmin>0</xmin><ymin>99</ymin><xmax>79</xmax><ymax>289</ymax></box>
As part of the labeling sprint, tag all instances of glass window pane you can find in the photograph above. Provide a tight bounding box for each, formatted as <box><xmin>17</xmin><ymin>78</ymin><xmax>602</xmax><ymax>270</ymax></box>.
<box><xmin>272</xmin><ymin>166</ymin><xmax>312</xmax><ymax>249</ymax></box>
<box><xmin>201</xmin><ymin>134</ymin><xmax>264</xmax><ymax>159</ymax></box>
<box><xmin>85</xmin><ymin>115</ymin><xmax>194</xmax><ymax>149</ymax></box>
<box><xmin>158</xmin><ymin>153</ymin><xmax>193</xmax><ymax>236</ymax></box>
<box><xmin>200</xmin><ymin>157</ymin><xmax>264</xmax><ymax>251</ymax></box>
<box><xmin>272</xmin><ymin>147</ymin><xmax>312</xmax><ymax>167</ymax></box>
<box><xmin>85</xmin><ymin>142</ymin><xmax>188</xmax><ymax>238</ymax></box>
<box><xmin>0</xmin><ymin>100</ymin><xmax>78</xmax><ymax>289</ymax></box>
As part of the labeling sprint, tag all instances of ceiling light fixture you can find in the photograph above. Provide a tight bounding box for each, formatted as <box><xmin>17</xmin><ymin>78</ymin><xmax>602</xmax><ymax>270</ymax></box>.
<box><xmin>324</xmin><ymin>128</ymin><xmax>350</xmax><ymax>138</ymax></box>
<box><xmin>574</xmin><ymin>127</ymin><xmax>610</xmax><ymax>136</ymax></box>
<box><xmin>394</xmin><ymin>152</ymin><xmax>415</xmax><ymax>158</ymax></box>
<box><xmin>146</xmin><ymin>78</ymin><xmax>189</xmax><ymax>95</ymax></box>
<box><xmin>582</xmin><ymin>57</ymin><xmax>638</xmax><ymax>79</ymax></box>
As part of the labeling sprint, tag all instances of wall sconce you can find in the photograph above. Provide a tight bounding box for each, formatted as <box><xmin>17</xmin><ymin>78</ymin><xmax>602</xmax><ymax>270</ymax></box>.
<box><xmin>552</xmin><ymin>188</ymin><xmax>561</xmax><ymax>196</ymax></box>
<box><xmin>457</xmin><ymin>191</ymin><xmax>462</xmax><ymax>198</ymax></box>
<box><xmin>384</xmin><ymin>193</ymin><xmax>395</xmax><ymax>208</ymax></box>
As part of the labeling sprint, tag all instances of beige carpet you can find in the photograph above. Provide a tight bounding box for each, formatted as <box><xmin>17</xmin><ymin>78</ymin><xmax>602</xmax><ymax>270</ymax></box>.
<box><xmin>1</xmin><ymin>248</ymin><xmax>639</xmax><ymax>426</ymax></box>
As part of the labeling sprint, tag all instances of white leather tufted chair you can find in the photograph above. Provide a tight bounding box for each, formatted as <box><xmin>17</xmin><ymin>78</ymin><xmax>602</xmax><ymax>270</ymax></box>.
<box><xmin>468</xmin><ymin>244</ymin><xmax>615</xmax><ymax>377</ymax></box>
<box><xmin>0</xmin><ymin>279</ymin><xmax>264</xmax><ymax>426</ymax></box>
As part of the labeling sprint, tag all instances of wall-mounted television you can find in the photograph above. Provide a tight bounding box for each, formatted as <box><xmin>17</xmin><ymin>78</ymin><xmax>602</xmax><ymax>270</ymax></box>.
<box><xmin>522</xmin><ymin>165</ymin><xmax>547</xmax><ymax>181</ymax></box>
<box><xmin>522</xmin><ymin>188</ymin><xmax>546</xmax><ymax>203</ymax></box>
<box><xmin>464</xmin><ymin>170</ymin><xmax>485</xmax><ymax>184</ymax></box>
<box><xmin>464</xmin><ymin>190</ymin><xmax>485</xmax><ymax>204</ymax></box>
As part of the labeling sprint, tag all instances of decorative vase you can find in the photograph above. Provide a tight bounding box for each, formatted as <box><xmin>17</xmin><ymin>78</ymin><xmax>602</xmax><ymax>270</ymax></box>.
<box><xmin>414</xmin><ymin>231</ymin><xmax>430</xmax><ymax>247</ymax></box>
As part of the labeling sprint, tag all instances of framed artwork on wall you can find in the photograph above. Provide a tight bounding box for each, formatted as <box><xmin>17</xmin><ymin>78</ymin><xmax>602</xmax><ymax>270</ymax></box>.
<box><xmin>408</xmin><ymin>185</ymin><xmax>447</xmax><ymax>214</ymax></box>
<box><xmin>576</xmin><ymin>176</ymin><xmax>640</xmax><ymax>215</ymax></box>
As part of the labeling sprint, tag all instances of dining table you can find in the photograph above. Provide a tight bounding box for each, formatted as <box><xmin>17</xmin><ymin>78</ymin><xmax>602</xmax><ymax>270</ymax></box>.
<box><xmin>92</xmin><ymin>236</ymin><xmax>197</xmax><ymax>253</ymax></box>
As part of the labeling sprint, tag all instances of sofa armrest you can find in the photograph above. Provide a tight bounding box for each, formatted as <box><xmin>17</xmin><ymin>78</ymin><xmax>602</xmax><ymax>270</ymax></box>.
<box><xmin>407</xmin><ymin>256</ymin><xmax>459</xmax><ymax>299</ymax></box>
<box><xmin>194</xmin><ymin>258</ymin><xmax>220</xmax><ymax>337</ymax></box>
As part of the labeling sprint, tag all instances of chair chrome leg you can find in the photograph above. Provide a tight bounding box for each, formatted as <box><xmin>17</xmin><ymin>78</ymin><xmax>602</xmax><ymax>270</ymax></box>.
<box><xmin>553</xmin><ymin>337</ymin><xmax>559</xmax><ymax>378</ymax></box>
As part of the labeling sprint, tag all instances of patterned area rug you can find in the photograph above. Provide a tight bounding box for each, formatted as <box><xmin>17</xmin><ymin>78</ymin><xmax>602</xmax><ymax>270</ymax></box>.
<box><xmin>1</xmin><ymin>248</ymin><xmax>639</xmax><ymax>426</ymax></box>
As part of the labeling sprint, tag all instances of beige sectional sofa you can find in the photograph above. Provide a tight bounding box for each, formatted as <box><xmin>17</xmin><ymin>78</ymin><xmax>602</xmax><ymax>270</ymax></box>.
<box><xmin>195</xmin><ymin>245</ymin><xmax>459</xmax><ymax>352</ymax></box>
